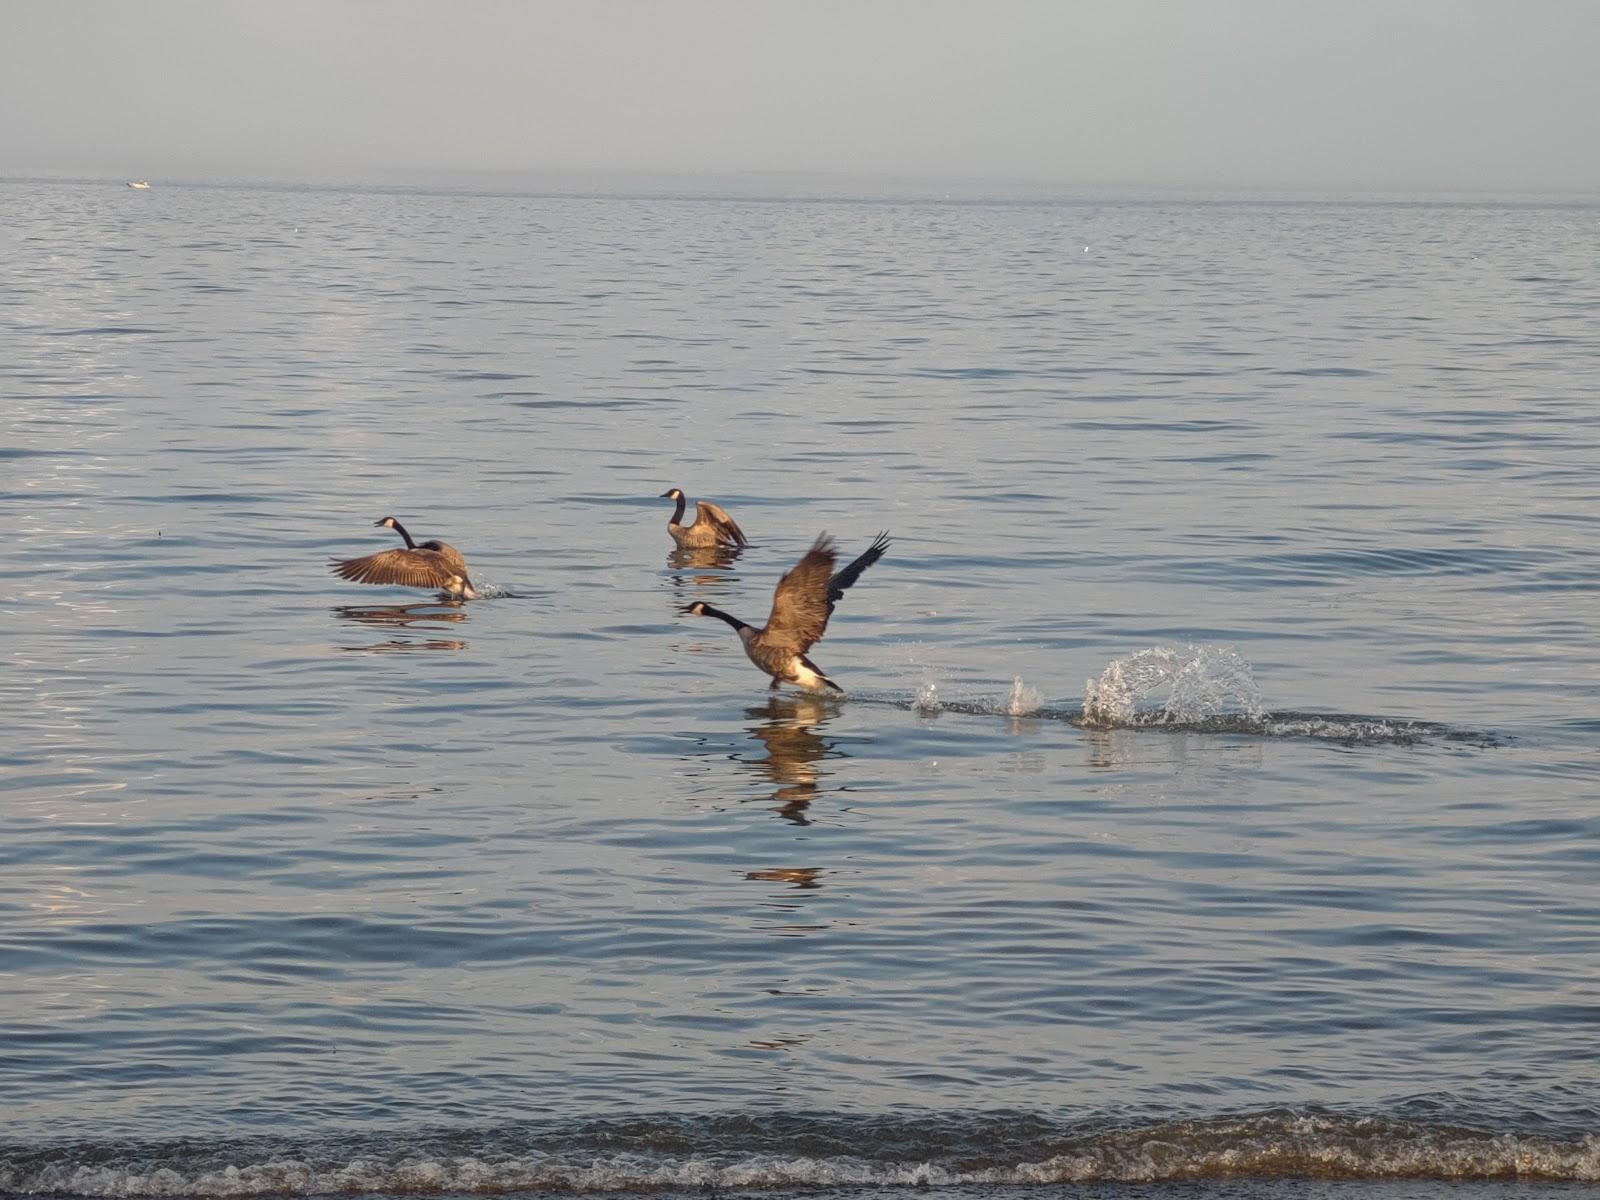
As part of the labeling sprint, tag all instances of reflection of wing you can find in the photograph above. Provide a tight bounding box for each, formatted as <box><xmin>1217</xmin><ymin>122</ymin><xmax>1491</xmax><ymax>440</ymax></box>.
<box><xmin>333</xmin><ymin>600</ymin><xmax>469</xmax><ymax>653</ymax></box>
<box><xmin>694</xmin><ymin>500</ymin><xmax>749</xmax><ymax>547</ymax></box>
<box><xmin>760</xmin><ymin>536</ymin><xmax>836</xmax><ymax>654</ymax></box>
<box><xmin>332</xmin><ymin>548</ymin><xmax>456</xmax><ymax>590</ymax></box>
<box><xmin>339</xmin><ymin>638</ymin><xmax>467</xmax><ymax>654</ymax></box>
<box><xmin>745</xmin><ymin>696</ymin><xmax>832</xmax><ymax>825</ymax></box>
<box><xmin>333</xmin><ymin>602</ymin><xmax>467</xmax><ymax>628</ymax></box>
<box><xmin>750</xmin><ymin>723</ymin><xmax>826</xmax><ymax>788</ymax></box>
<box><xmin>746</xmin><ymin>696</ymin><xmax>830</xmax><ymax>788</ymax></box>
<box><xmin>668</xmin><ymin>544</ymin><xmax>741</xmax><ymax>572</ymax></box>
<box><xmin>745</xmin><ymin>867</ymin><xmax>823</xmax><ymax>888</ymax></box>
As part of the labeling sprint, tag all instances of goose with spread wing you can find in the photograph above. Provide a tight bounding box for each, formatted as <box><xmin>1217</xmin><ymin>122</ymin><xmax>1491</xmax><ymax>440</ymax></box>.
<box><xmin>680</xmin><ymin>532</ymin><xmax>889</xmax><ymax>692</ymax></box>
<box><xmin>660</xmin><ymin>487</ymin><xmax>748</xmax><ymax>549</ymax></box>
<box><xmin>331</xmin><ymin>516</ymin><xmax>477</xmax><ymax>599</ymax></box>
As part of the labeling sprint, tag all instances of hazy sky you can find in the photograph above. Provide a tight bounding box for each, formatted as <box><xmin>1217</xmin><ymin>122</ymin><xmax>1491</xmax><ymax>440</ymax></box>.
<box><xmin>4</xmin><ymin>0</ymin><xmax>1598</xmax><ymax>193</ymax></box>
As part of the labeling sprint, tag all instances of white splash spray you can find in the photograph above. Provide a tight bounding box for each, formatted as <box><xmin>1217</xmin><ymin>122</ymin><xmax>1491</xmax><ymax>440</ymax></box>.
<box><xmin>1004</xmin><ymin>676</ymin><xmax>1042</xmax><ymax>717</ymax></box>
<box><xmin>1082</xmin><ymin>644</ymin><xmax>1264</xmax><ymax>729</ymax></box>
<box><xmin>914</xmin><ymin>682</ymin><xmax>942</xmax><ymax>714</ymax></box>
<box><xmin>469</xmin><ymin>581</ymin><xmax>516</xmax><ymax>599</ymax></box>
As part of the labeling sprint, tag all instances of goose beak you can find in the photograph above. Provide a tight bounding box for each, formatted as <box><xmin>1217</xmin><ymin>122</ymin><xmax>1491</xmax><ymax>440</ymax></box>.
<box><xmin>658</xmin><ymin>490</ymin><xmax>673</xmax><ymax>499</ymax></box>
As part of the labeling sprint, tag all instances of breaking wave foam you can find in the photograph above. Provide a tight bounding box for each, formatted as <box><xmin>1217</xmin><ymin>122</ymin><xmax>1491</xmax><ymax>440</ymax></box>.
<box><xmin>4</xmin><ymin>1111</ymin><xmax>1597</xmax><ymax>1195</ymax></box>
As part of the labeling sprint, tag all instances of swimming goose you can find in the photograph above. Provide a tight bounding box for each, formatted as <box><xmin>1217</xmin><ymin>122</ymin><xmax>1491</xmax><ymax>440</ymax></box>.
<box><xmin>661</xmin><ymin>488</ymin><xmax>748</xmax><ymax>549</ymax></box>
<box><xmin>681</xmin><ymin>532</ymin><xmax>889</xmax><ymax>692</ymax></box>
<box><xmin>331</xmin><ymin>516</ymin><xmax>477</xmax><ymax>599</ymax></box>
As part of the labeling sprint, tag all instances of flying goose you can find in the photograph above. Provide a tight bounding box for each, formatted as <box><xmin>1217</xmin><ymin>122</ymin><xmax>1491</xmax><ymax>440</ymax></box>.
<box><xmin>331</xmin><ymin>516</ymin><xmax>477</xmax><ymax>599</ymax></box>
<box><xmin>661</xmin><ymin>488</ymin><xmax>748</xmax><ymax>549</ymax></box>
<box><xmin>681</xmin><ymin>532</ymin><xmax>889</xmax><ymax>692</ymax></box>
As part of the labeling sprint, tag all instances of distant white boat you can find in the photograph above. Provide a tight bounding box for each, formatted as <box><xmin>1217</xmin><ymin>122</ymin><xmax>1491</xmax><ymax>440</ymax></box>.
<box><xmin>127</xmin><ymin>180</ymin><xmax>150</xmax><ymax>189</ymax></box>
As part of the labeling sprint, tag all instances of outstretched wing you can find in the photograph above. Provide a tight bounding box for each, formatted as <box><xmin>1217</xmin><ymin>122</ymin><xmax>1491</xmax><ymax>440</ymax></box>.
<box><xmin>694</xmin><ymin>499</ymin><xmax>748</xmax><ymax>553</ymax></box>
<box><xmin>694</xmin><ymin>500</ymin><xmax>749</xmax><ymax>548</ymax></box>
<box><xmin>418</xmin><ymin>540</ymin><xmax>470</xmax><ymax>577</ymax></box>
<box><xmin>826</xmin><ymin>532</ymin><xmax>890</xmax><ymax>615</ymax></box>
<box><xmin>332</xmin><ymin>548</ymin><xmax>457</xmax><ymax>590</ymax></box>
<box><xmin>760</xmin><ymin>534</ymin><xmax>837</xmax><ymax>654</ymax></box>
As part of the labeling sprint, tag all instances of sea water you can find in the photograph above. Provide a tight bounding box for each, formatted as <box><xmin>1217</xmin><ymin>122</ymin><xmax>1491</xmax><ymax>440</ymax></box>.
<box><xmin>1</xmin><ymin>179</ymin><xmax>1598</xmax><ymax>1195</ymax></box>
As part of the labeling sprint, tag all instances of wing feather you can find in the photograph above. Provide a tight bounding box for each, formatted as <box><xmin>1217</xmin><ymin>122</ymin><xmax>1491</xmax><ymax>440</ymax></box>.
<box><xmin>331</xmin><ymin>548</ymin><xmax>457</xmax><ymax>590</ymax></box>
<box><xmin>827</xmin><ymin>532</ymin><xmax>891</xmax><ymax>612</ymax></box>
<box><xmin>760</xmin><ymin>535</ymin><xmax>837</xmax><ymax>654</ymax></box>
<box><xmin>694</xmin><ymin>500</ymin><xmax>749</xmax><ymax>548</ymax></box>
<box><xmin>419</xmin><ymin>540</ymin><xmax>470</xmax><ymax>576</ymax></box>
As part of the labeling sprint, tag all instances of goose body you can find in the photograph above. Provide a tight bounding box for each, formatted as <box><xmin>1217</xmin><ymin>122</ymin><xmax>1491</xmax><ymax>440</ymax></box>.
<box><xmin>682</xmin><ymin>532</ymin><xmax>889</xmax><ymax>692</ymax></box>
<box><xmin>331</xmin><ymin>516</ymin><xmax>477</xmax><ymax>599</ymax></box>
<box><xmin>661</xmin><ymin>488</ymin><xmax>748</xmax><ymax>549</ymax></box>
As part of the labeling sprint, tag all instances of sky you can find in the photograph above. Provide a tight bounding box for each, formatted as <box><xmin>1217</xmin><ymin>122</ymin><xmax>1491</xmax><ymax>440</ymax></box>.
<box><xmin>3</xmin><ymin>0</ymin><xmax>1598</xmax><ymax>194</ymax></box>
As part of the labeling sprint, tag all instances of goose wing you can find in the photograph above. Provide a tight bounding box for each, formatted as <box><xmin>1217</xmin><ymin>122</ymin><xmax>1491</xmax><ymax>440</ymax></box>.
<box><xmin>419</xmin><ymin>540</ymin><xmax>470</xmax><ymax>577</ymax></box>
<box><xmin>332</xmin><ymin>548</ymin><xmax>458</xmax><ymax>590</ymax></box>
<box><xmin>826</xmin><ymin>532</ymin><xmax>890</xmax><ymax>612</ymax></box>
<box><xmin>693</xmin><ymin>500</ymin><xmax>749</xmax><ymax>547</ymax></box>
<box><xmin>759</xmin><ymin>535</ymin><xmax>838</xmax><ymax>654</ymax></box>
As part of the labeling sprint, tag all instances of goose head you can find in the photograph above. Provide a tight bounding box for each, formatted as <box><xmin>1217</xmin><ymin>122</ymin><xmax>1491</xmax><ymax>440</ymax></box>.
<box><xmin>660</xmin><ymin>488</ymin><xmax>684</xmax><ymax>501</ymax></box>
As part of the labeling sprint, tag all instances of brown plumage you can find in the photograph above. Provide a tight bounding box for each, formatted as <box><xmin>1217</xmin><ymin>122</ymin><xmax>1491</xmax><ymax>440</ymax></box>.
<box><xmin>661</xmin><ymin>488</ymin><xmax>748</xmax><ymax>549</ymax></box>
<box><xmin>681</xmin><ymin>532</ymin><xmax>890</xmax><ymax>692</ymax></box>
<box><xmin>331</xmin><ymin>516</ymin><xmax>477</xmax><ymax>599</ymax></box>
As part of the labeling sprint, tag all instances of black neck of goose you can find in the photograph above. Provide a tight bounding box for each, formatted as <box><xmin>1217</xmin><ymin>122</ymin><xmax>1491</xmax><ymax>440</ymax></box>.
<box><xmin>669</xmin><ymin>494</ymin><xmax>687</xmax><ymax>525</ymax></box>
<box><xmin>697</xmin><ymin>604</ymin><xmax>748</xmax><ymax>632</ymax></box>
<box><xmin>389</xmin><ymin>520</ymin><xmax>417</xmax><ymax>549</ymax></box>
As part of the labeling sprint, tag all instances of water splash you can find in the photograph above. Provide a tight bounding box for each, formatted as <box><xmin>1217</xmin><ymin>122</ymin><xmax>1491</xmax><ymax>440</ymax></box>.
<box><xmin>1082</xmin><ymin>644</ymin><xmax>1265</xmax><ymax>729</ymax></box>
<box><xmin>854</xmin><ymin>654</ymin><xmax>1499</xmax><ymax>746</ymax></box>
<box><xmin>470</xmin><ymin>581</ymin><xmax>518</xmax><ymax>599</ymax></box>
<box><xmin>1004</xmin><ymin>676</ymin><xmax>1042</xmax><ymax>717</ymax></box>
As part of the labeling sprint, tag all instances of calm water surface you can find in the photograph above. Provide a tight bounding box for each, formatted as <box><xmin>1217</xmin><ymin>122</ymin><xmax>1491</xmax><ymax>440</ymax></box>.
<box><xmin>1</xmin><ymin>181</ymin><xmax>1598</xmax><ymax>1194</ymax></box>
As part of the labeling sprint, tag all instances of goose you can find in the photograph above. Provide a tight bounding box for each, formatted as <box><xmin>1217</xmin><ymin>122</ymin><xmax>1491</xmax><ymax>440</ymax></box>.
<box><xmin>660</xmin><ymin>488</ymin><xmax>748</xmax><ymax>549</ymax></box>
<box><xmin>331</xmin><ymin>516</ymin><xmax>477</xmax><ymax>599</ymax></box>
<box><xmin>681</xmin><ymin>532</ymin><xmax>889</xmax><ymax>692</ymax></box>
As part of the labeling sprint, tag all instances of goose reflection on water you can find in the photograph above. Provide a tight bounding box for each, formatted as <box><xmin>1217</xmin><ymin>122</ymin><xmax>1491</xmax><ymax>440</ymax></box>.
<box><xmin>740</xmin><ymin>694</ymin><xmax>843</xmax><ymax>825</ymax></box>
<box><xmin>744</xmin><ymin>867</ymin><xmax>823</xmax><ymax>889</ymax></box>
<box><xmin>666</xmin><ymin>543</ymin><xmax>745</xmax><ymax>599</ymax></box>
<box><xmin>332</xmin><ymin>600</ymin><xmax>469</xmax><ymax>653</ymax></box>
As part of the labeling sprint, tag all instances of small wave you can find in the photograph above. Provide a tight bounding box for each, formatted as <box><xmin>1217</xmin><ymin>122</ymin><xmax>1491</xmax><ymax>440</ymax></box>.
<box><xmin>45</xmin><ymin>325</ymin><xmax>164</xmax><ymax>337</ymax></box>
<box><xmin>866</xmin><ymin>697</ymin><xmax>1489</xmax><ymax>745</ymax></box>
<box><xmin>3</xmin><ymin>1111</ymin><xmax>1597</xmax><ymax>1195</ymax></box>
<box><xmin>913</xmin><ymin>682</ymin><xmax>942</xmax><ymax>714</ymax></box>
<box><xmin>1093</xmin><ymin>709</ymin><xmax>1503</xmax><ymax>746</ymax></box>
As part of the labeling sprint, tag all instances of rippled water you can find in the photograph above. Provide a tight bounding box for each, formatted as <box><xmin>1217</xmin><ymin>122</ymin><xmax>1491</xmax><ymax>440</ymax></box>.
<box><xmin>2</xmin><ymin>180</ymin><xmax>1598</xmax><ymax>1195</ymax></box>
